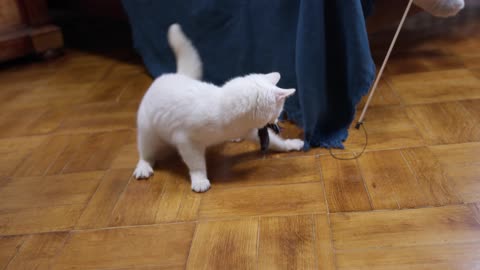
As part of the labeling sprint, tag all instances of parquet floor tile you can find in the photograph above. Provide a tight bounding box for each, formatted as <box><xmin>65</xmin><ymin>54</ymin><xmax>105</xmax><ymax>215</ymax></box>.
<box><xmin>1</xmin><ymin>5</ymin><xmax>480</xmax><ymax>268</ymax></box>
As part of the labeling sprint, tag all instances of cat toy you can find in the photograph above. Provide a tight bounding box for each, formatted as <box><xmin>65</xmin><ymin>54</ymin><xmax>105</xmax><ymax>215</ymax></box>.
<box><xmin>331</xmin><ymin>0</ymin><xmax>413</xmax><ymax>160</ymax></box>
<box><xmin>356</xmin><ymin>0</ymin><xmax>413</xmax><ymax>129</ymax></box>
<box><xmin>258</xmin><ymin>123</ymin><xmax>281</xmax><ymax>154</ymax></box>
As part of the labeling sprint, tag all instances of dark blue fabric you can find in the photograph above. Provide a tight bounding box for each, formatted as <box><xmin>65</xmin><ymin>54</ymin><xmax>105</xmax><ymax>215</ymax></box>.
<box><xmin>122</xmin><ymin>0</ymin><xmax>376</xmax><ymax>149</ymax></box>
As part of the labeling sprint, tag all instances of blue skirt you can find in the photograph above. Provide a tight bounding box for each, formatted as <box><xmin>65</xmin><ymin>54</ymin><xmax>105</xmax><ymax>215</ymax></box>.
<box><xmin>122</xmin><ymin>0</ymin><xmax>376</xmax><ymax>149</ymax></box>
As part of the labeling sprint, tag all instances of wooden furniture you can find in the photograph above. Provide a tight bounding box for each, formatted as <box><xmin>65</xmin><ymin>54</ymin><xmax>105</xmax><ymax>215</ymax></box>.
<box><xmin>0</xmin><ymin>0</ymin><xmax>63</xmax><ymax>62</ymax></box>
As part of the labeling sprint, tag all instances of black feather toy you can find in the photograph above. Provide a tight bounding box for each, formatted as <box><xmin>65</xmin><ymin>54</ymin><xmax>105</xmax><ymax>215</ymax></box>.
<box><xmin>258</xmin><ymin>123</ymin><xmax>281</xmax><ymax>153</ymax></box>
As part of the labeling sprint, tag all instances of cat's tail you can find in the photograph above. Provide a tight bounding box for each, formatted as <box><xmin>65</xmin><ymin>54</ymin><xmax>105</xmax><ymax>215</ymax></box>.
<box><xmin>167</xmin><ymin>23</ymin><xmax>203</xmax><ymax>80</ymax></box>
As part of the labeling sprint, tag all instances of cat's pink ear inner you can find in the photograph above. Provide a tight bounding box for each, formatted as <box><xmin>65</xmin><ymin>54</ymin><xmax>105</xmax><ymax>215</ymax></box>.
<box><xmin>265</xmin><ymin>72</ymin><xmax>281</xmax><ymax>85</ymax></box>
<box><xmin>275</xmin><ymin>88</ymin><xmax>295</xmax><ymax>102</ymax></box>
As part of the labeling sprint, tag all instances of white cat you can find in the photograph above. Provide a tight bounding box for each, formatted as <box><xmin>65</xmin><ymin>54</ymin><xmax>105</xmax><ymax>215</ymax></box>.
<box><xmin>133</xmin><ymin>24</ymin><xmax>304</xmax><ymax>192</ymax></box>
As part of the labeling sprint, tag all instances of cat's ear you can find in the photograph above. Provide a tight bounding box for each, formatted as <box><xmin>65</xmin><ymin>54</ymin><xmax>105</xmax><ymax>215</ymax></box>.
<box><xmin>274</xmin><ymin>88</ymin><xmax>295</xmax><ymax>102</ymax></box>
<box><xmin>265</xmin><ymin>72</ymin><xmax>281</xmax><ymax>85</ymax></box>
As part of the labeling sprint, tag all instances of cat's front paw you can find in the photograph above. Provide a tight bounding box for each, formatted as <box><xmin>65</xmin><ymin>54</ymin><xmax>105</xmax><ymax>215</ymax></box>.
<box><xmin>133</xmin><ymin>160</ymin><xmax>154</xmax><ymax>179</ymax></box>
<box><xmin>285</xmin><ymin>139</ymin><xmax>304</xmax><ymax>151</ymax></box>
<box><xmin>191</xmin><ymin>178</ymin><xmax>211</xmax><ymax>193</ymax></box>
<box><xmin>231</xmin><ymin>138</ymin><xmax>243</xmax><ymax>143</ymax></box>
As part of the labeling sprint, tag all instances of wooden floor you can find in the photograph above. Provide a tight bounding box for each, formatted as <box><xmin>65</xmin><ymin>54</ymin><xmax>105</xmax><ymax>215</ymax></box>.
<box><xmin>1</xmin><ymin>8</ymin><xmax>480</xmax><ymax>270</ymax></box>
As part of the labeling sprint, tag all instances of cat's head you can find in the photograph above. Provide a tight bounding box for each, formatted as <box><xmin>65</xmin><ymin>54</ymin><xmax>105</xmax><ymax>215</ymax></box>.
<box><xmin>245</xmin><ymin>72</ymin><xmax>296</xmax><ymax>126</ymax></box>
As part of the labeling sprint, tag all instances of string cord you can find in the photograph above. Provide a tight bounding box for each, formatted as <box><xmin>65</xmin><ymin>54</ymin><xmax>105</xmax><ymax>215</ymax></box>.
<box><xmin>328</xmin><ymin>123</ymin><xmax>368</xmax><ymax>160</ymax></box>
<box><xmin>329</xmin><ymin>0</ymin><xmax>413</xmax><ymax>160</ymax></box>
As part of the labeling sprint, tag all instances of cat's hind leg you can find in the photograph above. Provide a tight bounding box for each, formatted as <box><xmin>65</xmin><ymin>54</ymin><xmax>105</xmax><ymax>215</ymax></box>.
<box><xmin>246</xmin><ymin>128</ymin><xmax>304</xmax><ymax>152</ymax></box>
<box><xmin>133</xmin><ymin>127</ymin><xmax>162</xmax><ymax>179</ymax></box>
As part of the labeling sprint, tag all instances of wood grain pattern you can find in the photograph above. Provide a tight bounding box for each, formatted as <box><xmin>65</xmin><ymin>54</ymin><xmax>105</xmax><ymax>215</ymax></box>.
<box><xmin>175</xmin><ymin>187</ymin><xmax>202</xmax><ymax>222</ymax></box>
<box><xmin>62</xmin><ymin>130</ymin><xmax>134</xmax><ymax>173</ymax></box>
<box><xmin>320</xmin><ymin>155</ymin><xmax>371</xmax><ymax>212</ymax></box>
<box><xmin>52</xmin><ymin>224</ymin><xmax>195</xmax><ymax>270</ymax></box>
<box><xmin>461</xmin><ymin>55</ymin><xmax>480</xmax><ymax>69</ymax></box>
<box><xmin>57</xmin><ymin>103</ymin><xmax>137</xmax><ymax>134</ymax></box>
<box><xmin>0</xmin><ymin>64</ymin><xmax>55</xmax><ymax>90</ymax></box>
<box><xmin>199</xmin><ymin>183</ymin><xmax>326</xmax><ymax>219</ymax></box>
<box><xmin>109</xmin><ymin>143</ymin><xmax>137</xmax><ymax>169</ymax></box>
<box><xmin>209</xmin><ymin>155</ymin><xmax>320</xmax><ymax>188</ymax></box>
<box><xmin>430</xmin><ymin>142</ymin><xmax>480</xmax><ymax>203</ymax></box>
<box><xmin>0</xmin><ymin>171</ymin><xmax>103</xmax><ymax>235</ymax></box>
<box><xmin>406</xmin><ymin>102</ymin><xmax>480</xmax><ymax>145</ymax></box>
<box><xmin>153</xmin><ymin>166</ymin><xmax>191</xmax><ymax>223</ymax></box>
<box><xmin>391</xmin><ymin>69</ymin><xmax>480</xmax><ymax>104</ymax></box>
<box><xmin>0</xmin><ymin>5</ymin><xmax>480</xmax><ymax>268</ymax></box>
<box><xmin>333</xmin><ymin>203</ymin><xmax>480</xmax><ymax>269</ymax></box>
<box><xmin>336</xmin><ymin>242</ymin><xmax>480</xmax><ymax>270</ymax></box>
<box><xmin>109</xmin><ymin>161</ymin><xmax>195</xmax><ymax>226</ymax></box>
<box><xmin>0</xmin><ymin>172</ymin><xmax>103</xmax><ymax>210</ymax></box>
<box><xmin>108</xmin><ymin>173</ymin><xmax>167</xmax><ymax>226</ymax></box>
<box><xmin>1</xmin><ymin>83</ymin><xmax>92</xmax><ymax>110</ymax></box>
<box><xmin>315</xmin><ymin>215</ymin><xmax>336</xmax><ymax>270</ymax></box>
<box><xmin>0</xmin><ymin>236</ymin><xmax>24</xmax><ymax>269</ymax></box>
<box><xmin>460</xmin><ymin>98</ymin><xmax>480</xmax><ymax>118</ymax></box>
<box><xmin>187</xmin><ymin>219</ymin><xmax>258</xmax><ymax>270</ymax></box>
<box><xmin>357</xmin><ymin>150</ymin><xmax>431</xmax><ymax>209</ymax></box>
<box><xmin>0</xmin><ymin>107</ymin><xmax>49</xmax><ymax>138</ymax></box>
<box><xmin>401</xmin><ymin>147</ymin><xmax>461</xmax><ymax>205</ymax></box>
<box><xmin>45</xmin><ymin>134</ymin><xmax>90</xmax><ymax>175</ymax></box>
<box><xmin>386</xmin><ymin>49</ymin><xmax>465</xmax><ymax>75</ymax></box>
<box><xmin>345</xmin><ymin>106</ymin><xmax>424</xmax><ymax>151</ymax></box>
<box><xmin>13</xmin><ymin>135</ymin><xmax>74</xmax><ymax>177</ymax></box>
<box><xmin>6</xmin><ymin>232</ymin><xmax>68</xmax><ymax>270</ymax></box>
<box><xmin>258</xmin><ymin>215</ymin><xmax>316</xmax><ymax>269</ymax></box>
<box><xmin>76</xmin><ymin>169</ymin><xmax>132</xmax><ymax>229</ymax></box>
<box><xmin>113</xmin><ymin>266</ymin><xmax>184</xmax><ymax>270</ymax></box>
<box><xmin>26</xmin><ymin>107</ymin><xmax>68</xmax><ymax>135</ymax></box>
<box><xmin>0</xmin><ymin>136</ymin><xmax>46</xmax><ymax>178</ymax></box>
<box><xmin>357</xmin><ymin>78</ymin><xmax>401</xmax><ymax>108</ymax></box>
<box><xmin>117</xmin><ymin>73</ymin><xmax>152</xmax><ymax>103</ymax></box>
<box><xmin>331</xmin><ymin>205</ymin><xmax>480</xmax><ymax>250</ymax></box>
<box><xmin>0</xmin><ymin>204</ymin><xmax>85</xmax><ymax>235</ymax></box>
<box><xmin>49</xmin><ymin>57</ymin><xmax>112</xmax><ymax>85</ymax></box>
<box><xmin>471</xmin><ymin>67</ymin><xmax>480</xmax><ymax>79</ymax></box>
<box><xmin>469</xmin><ymin>202</ymin><xmax>480</xmax><ymax>224</ymax></box>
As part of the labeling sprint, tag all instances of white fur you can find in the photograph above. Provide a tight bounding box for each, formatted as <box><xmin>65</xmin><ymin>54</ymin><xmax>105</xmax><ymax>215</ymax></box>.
<box><xmin>414</xmin><ymin>0</ymin><xmax>464</xmax><ymax>17</ymax></box>
<box><xmin>133</xmin><ymin>24</ymin><xmax>304</xmax><ymax>192</ymax></box>
<box><xmin>167</xmin><ymin>24</ymin><xmax>202</xmax><ymax>79</ymax></box>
